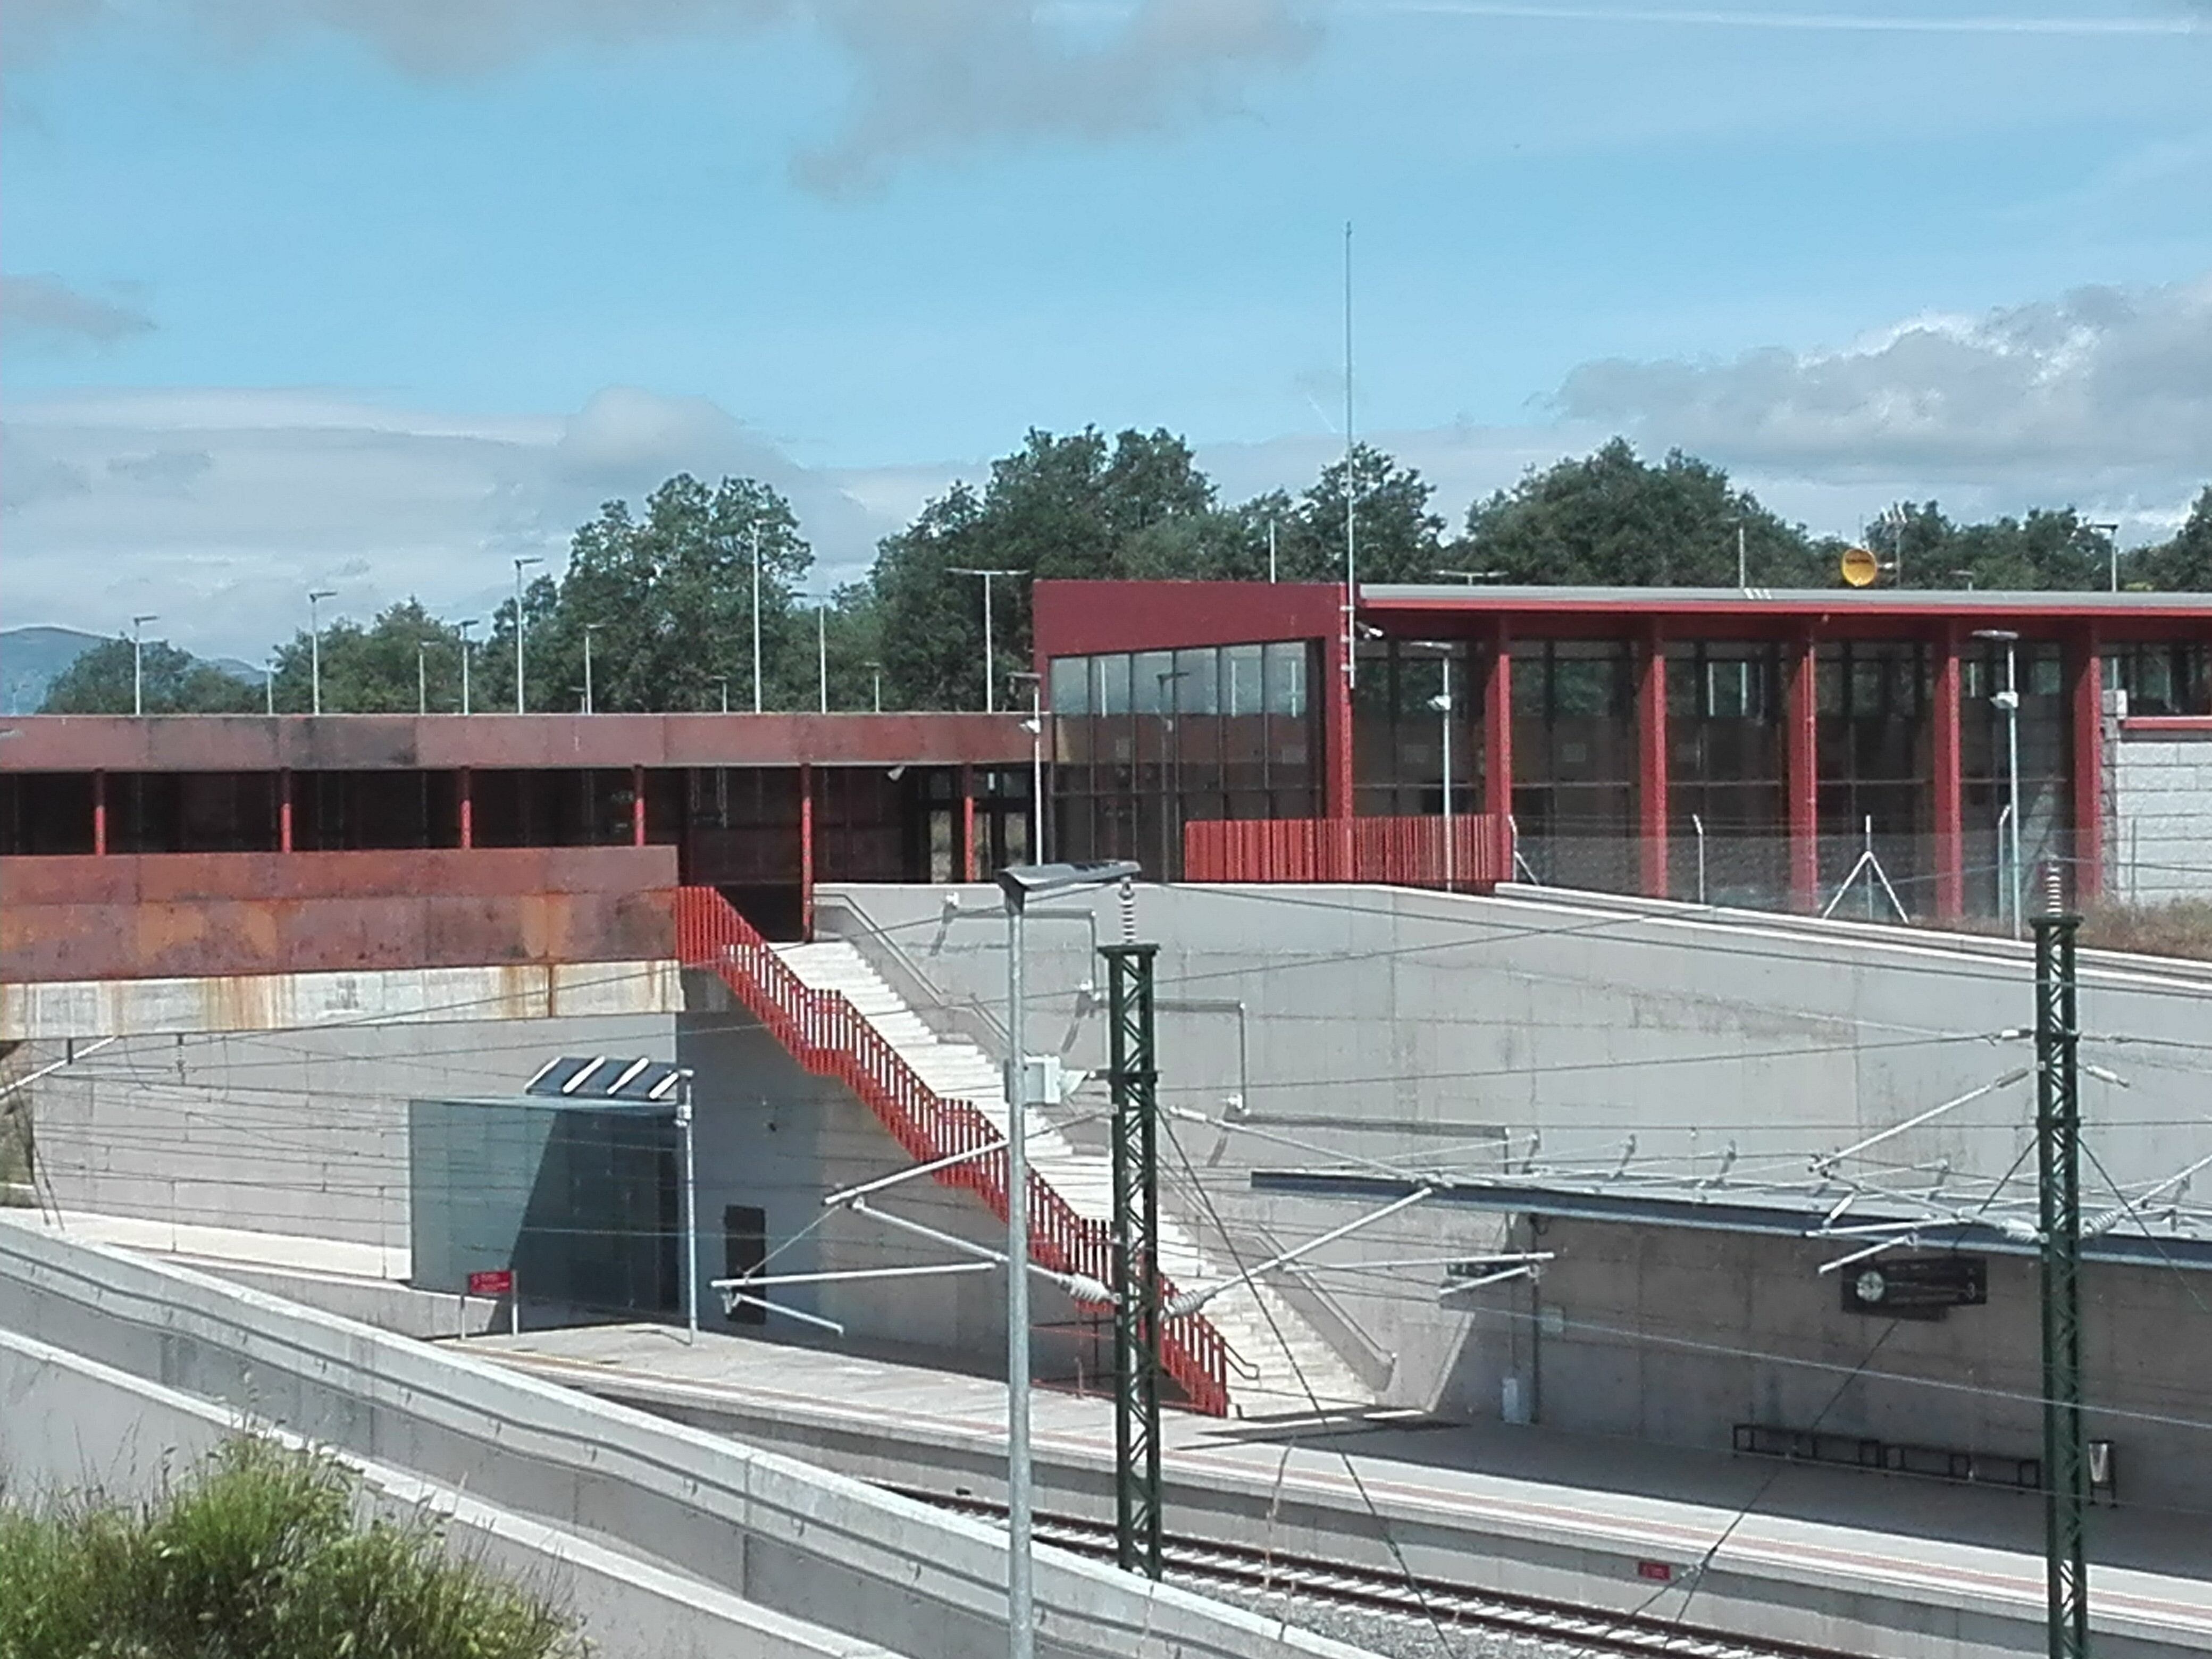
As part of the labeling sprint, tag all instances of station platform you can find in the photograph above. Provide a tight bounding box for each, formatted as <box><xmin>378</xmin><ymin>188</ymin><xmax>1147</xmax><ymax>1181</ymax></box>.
<box><xmin>458</xmin><ymin>1322</ymin><xmax>2212</xmax><ymax>1659</ymax></box>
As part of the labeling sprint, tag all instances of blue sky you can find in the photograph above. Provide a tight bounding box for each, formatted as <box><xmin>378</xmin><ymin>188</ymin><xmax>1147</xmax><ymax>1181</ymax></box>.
<box><xmin>4</xmin><ymin>1</ymin><xmax>2209</xmax><ymax>655</ymax></box>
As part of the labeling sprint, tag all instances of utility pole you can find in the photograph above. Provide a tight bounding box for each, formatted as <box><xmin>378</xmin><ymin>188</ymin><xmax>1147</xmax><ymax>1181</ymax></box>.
<box><xmin>751</xmin><ymin>525</ymin><xmax>764</xmax><ymax>714</ymax></box>
<box><xmin>2034</xmin><ymin>873</ymin><xmax>2088</xmax><ymax>1659</ymax></box>
<box><xmin>1102</xmin><ymin>934</ymin><xmax>1164</xmax><ymax>1578</ymax></box>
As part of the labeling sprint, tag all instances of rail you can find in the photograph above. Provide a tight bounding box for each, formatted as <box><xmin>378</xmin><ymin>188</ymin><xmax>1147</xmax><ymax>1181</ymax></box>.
<box><xmin>675</xmin><ymin>887</ymin><xmax>1230</xmax><ymax>1417</ymax></box>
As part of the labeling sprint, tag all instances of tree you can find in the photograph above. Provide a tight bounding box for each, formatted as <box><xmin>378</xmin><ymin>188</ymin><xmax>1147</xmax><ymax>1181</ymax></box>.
<box><xmin>1460</xmin><ymin>439</ymin><xmax>1825</xmax><ymax>586</ymax></box>
<box><xmin>40</xmin><ymin>636</ymin><xmax>259</xmax><ymax>714</ymax></box>
<box><xmin>264</xmin><ymin>599</ymin><xmax>472</xmax><ymax>714</ymax></box>
<box><xmin>2136</xmin><ymin>487</ymin><xmax>2212</xmax><ymax>592</ymax></box>
<box><xmin>867</xmin><ymin>427</ymin><xmax>1228</xmax><ymax>709</ymax></box>
<box><xmin>1865</xmin><ymin>502</ymin><xmax>2108</xmax><ymax>591</ymax></box>
<box><xmin>1276</xmin><ymin>442</ymin><xmax>1447</xmax><ymax>584</ymax></box>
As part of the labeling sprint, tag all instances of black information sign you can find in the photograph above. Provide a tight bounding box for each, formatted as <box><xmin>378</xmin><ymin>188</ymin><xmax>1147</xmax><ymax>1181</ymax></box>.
<box><xmin>1841</xmin><ymin>1254</ymin><xmax>1987</xmax><ymax>1320</ymax></box>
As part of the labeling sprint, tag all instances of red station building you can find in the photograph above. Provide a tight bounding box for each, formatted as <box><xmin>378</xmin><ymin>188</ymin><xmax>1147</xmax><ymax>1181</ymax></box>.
<box><xmin>1034</xmin><ymin>581</ymin><xmax>2212</xmax><ymax>917</ymax></box>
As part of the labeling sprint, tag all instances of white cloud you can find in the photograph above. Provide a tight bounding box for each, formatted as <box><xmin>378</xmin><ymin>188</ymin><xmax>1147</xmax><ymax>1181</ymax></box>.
<box><xmin>0</xmin><ymin>386</ymin><xmax>898</xmax><ymax>657</ymax></box>
<box><xmin>11</xmin><ymin>1</ymin><xmax>1313</xmax><ymax>195</ymax></box>
<box><xmin>1554</xmin><ymin>274</ymin><xmax>2212</xmax><ymax>491</ymax></box>
<box><xmin>1</xmin><ymin>273</ymin><xmax>155</xmax><ymax>345</ymax></box>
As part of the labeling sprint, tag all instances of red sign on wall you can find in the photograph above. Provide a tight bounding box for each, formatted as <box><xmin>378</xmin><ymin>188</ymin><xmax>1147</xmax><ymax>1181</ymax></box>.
<box><xmin>467</xmin><ymin>1269</ymin><xmax>514</xmax><ymax>1297</ymax></box>
<box><xmin>1635</xmin><ymin>1560</ymin><xmax>1674</xmax><ymax>1583</ymax></box>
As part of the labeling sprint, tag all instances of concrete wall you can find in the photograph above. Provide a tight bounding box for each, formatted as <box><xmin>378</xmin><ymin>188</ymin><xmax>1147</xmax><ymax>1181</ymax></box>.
<box><xmin>818</xmin><ymin>882</ymin><xmax>2212</xmax><ymax>1427</ymax></box>
<box><xmin>680</xmin><ymin>973</ymin><xmax>1090</xmax><ymax>1384</ymax></box>
<box><xmin>1463</xmin><ymin>1217</ymin><xmax>2212</xmax><ymax>1514</ymax></box>
<box><xmin>2110</xmin><ymin>723</ymin><xmax>2212</xmax><ymax>902</ymax></box>
<box><xmin>23</xmin><ymin>1009</ymin><xmax>675</xmax><ymax>1247</ymax></box>
<box><xmin>0</xmin><ymin>1220</ymin><xmax>1370</xmax><ymax>1659</ymax></box>
<box><xmin>0</xmin><ymin>1326</ymin><xmax>903</xmax><ymax>1659</ymax></box>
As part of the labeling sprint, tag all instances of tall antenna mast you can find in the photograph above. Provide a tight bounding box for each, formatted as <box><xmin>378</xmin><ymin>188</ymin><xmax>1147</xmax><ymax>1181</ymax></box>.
<box><xmin>1343</xmin><ymin>220</ymin><xmax>1358</xmax><ymax>690</ymax></box>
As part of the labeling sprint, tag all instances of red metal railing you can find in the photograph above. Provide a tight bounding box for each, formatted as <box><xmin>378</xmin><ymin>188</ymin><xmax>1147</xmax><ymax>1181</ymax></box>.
<box><xmin>674</xmin><ymin>886</ymin><xmax>1230</xmax><ymax>1417</ymax></box>
<box><xmin>1183</xmin><ymin>814</ymin><xmax>1508</xmax><ymax>890</ymax></box>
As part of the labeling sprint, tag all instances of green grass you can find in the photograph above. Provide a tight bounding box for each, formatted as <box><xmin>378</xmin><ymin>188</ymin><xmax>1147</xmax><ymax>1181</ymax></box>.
<box><xmin>0</xmin><ymin>1437</ymin><xmax>579</xmax><ymax>1659</ymax></box>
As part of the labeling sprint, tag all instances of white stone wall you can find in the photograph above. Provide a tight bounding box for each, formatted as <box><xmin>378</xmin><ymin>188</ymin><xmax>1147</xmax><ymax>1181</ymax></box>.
<box><xmin>2110</xmin><ymin>726</ymin><xmax>2212</xmax><ymax>903</ymax></box>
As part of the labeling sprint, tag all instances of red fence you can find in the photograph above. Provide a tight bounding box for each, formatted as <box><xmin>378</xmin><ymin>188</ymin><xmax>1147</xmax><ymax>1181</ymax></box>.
<box><xmin>1183</xmin><ymin>815</ymin><xmax>1507</xmax><ymax>891</ymax></box>
<box><xmin>673</xmin><ymin>886</ymin><xmax>1231</xmax><ymax>1418</ymax></box>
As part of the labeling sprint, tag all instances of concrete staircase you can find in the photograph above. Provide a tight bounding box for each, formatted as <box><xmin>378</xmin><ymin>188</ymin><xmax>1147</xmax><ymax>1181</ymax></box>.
<box><xmin>775</xmin><ymin>940</ymin><xmax>1375</xmax><ymax>1415</ymax></box>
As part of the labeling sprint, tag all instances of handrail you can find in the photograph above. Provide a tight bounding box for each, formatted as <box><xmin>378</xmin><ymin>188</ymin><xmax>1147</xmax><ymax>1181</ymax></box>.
<box><xmin>675</xmin><ymin>887</ymin><xmax>1230</xmax><ymax>1417</ymax></box>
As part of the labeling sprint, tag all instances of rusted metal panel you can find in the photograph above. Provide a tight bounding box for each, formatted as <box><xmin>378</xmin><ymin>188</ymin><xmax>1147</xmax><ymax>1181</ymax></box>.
<box><xmin>2</xmin><ymin>847</ymin><xmax>679</xmax><ymax>983</ymax></box>
<box><xmin>1</xmin><ymin>714</ymin><xmax>1033</xmax><ymax>773</ymax></box>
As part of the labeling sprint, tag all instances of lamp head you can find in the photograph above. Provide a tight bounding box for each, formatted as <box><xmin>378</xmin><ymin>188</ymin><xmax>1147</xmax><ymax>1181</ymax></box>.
<box><xmin>994</xmin><ymin>860</ymin><xmax>1141</xmax><ymax>912</ymax></box>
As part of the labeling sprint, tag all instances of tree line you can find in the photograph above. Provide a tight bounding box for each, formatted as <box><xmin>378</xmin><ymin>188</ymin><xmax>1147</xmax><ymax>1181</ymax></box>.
<box><xmin>44</xmin><ymin>434</ymin><xmax>2212</xmax><ymax>715</ymax></box>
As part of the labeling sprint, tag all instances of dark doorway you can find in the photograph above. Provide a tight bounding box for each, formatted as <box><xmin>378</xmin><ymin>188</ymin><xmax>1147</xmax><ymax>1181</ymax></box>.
<box><xmin>723</xmin><ymin>1203</ymin><xmax>767</xmax><ymax>1326</ymax></box>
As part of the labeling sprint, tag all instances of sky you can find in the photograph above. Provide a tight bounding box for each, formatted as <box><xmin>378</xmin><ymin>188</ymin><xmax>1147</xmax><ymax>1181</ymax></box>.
<box><xmin>4</xmin><ymin>0</ymin><xmax>2210</xmax><ymax>658</ymax></box>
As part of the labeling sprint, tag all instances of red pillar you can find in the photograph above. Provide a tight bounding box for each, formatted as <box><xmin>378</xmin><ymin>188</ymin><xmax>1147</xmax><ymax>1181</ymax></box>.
<box><xmin>1323</xmin><ymin>626</ymin><xmax>1355</xmax><ymax>877</ymax></box>
<box><xmin>1482</xmin><ymin>621</ymin><xmax>1514</xmax><ymax>878</ymax></box>
<box><xmin>278</xmin><ymin>768</ymin><xmax>295</xmax><ymax>853</ymax></box>
<box><xmin>1931</xmin><ymin>626</ymin><xmax>1964</xmax><ymax>919</ymax></box>
<box><xmin>1786</xmin><ymin>633</ymin><xmax>1820</xmax><ymax>911</ymax></box>
<box><xmin>93</xmin><ymin>769</ymin><xmax>107</xmax><ymax>856</ymax></box>
<box><xmin>799</xmin><ymin>762</ymin><xmax>816</xmax><ymax>940</ymax></box>
<box><xmin>631</xmin><ymin>764</ymin><xmax>647</xmax><ymax>847</ymax></box>
<box><xmin>1637</xmin><ymin>626</ymin><xmax>1669</xmax><ymax>899</ymax></box>
<box><xmin>958</xmin><ymin>764</ymin><xmax>978</xmax><ymax>882</ymax></box>
<box><xmin>458</xmin><ymin>767</ymin><xmax>474</xmax><ymax>849</ymax></box>
<box><xmin>2071</xmin><ymin>628</ymin><xmax>2104</xmax><ymax>904</ymax></box>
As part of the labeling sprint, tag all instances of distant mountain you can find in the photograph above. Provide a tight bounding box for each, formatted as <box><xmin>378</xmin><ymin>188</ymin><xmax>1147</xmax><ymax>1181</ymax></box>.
<box><xmin>0</xmin><ymin>626</ymin><xmax>256</xmax><ymax>714</ymax></box>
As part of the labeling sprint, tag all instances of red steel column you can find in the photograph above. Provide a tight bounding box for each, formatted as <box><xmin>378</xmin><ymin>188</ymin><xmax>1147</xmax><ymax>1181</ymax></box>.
<box><xmin>1931</xmin><ymin>626</ymin><xmax>1964</xmax><ymax>919</ymax></box>
<box><xmin>959</xmin><ymin>764</ymin><xmax>978</xmax><ymax>882</ymax></box>
<box><xmin>93</xmin><ymin>769</ymin><xmax>107</xmax><ymax>856</ymax></box>
<box><xmin>2071</xmin><ymin>627</ymin><xmax>2104</xmax><ymax>903</ymax></box>
<box><xmin>458</xmin><ymin>767</ymin><xmax>473</xmax><ymax>849</ymax></box>
<box><xmin>1483</xmin><ymin>619</ymin><xmax>1514</xmax><ymax>878</ymax></box>
<box><xmin>799</xmin><ymin>762</ymin><xmax>816</xmax><ymax>940</ymax></box>
<box><xmin>1786</xmin><ymin>633</ymin><xmax>1819</xmax><ymax>911</ymax></box>
<box><xmin>1323</xmin><ymin>627</ymin><xmax>1354</xmax><ymax>876</ymax></box>
<box><xmin>631</xmin><ymin>764</ymin><xmax>647</xmax><ymax>847</ymax></box>
<box><xmin>1637</xmin><ymin>626</ymin><xmax>1669</xmax><ymax>898</ymax></box>
<box><xmin>279</xmin><ymin>768</ymin><xmax>295</xmax><ymax>853</ymax></box>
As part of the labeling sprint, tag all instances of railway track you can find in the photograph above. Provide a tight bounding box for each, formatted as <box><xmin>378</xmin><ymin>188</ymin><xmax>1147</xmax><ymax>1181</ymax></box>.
<box><xmin>894</xmin><ymin>1489</ymin><xmax>1869</xmax><ymax>1659</ymax></box>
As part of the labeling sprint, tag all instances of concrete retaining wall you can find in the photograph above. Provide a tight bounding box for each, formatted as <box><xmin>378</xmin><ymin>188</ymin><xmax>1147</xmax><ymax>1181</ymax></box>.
<box><xmin>0</xmin><ymin>1325</ymin><xmax>899</xmax><ymax>1659</ymax></box>
<box><xmin>0</xmin><ymin>1219</ymin><xmax>1370</xmax><ymax>1659</ymax></box>
<box><xmin>818</xmin><ymin>882</ymin><xmax>2212</xmax><ymax>1469</ymax></box>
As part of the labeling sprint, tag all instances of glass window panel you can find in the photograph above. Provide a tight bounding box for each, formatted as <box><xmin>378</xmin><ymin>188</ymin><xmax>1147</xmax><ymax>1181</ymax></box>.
<box><xmin>1263</xmin><ymin>642</ymin><xmax>1308</xmax><ymax>716</ymax></box>
<box><xmin>1049</xmin><ymin>656</ymin><xmax>1089</xmax><ymax>715</ymax></box>
<box><xmin>1097</xmin><ymin>653</ymin><xmax>1133</xmax><ymax>715</ymax></box>
<box><xmin>1175</xmin><ymin>647</ymin><xmax>1220</xmax><ymax>715</ymax></box>
<box><xmin>1133</xmin><ymin>651</ymin><xmax>1175</xmax><ymax>714</ymax></box>
<box><xmin>1225</xmin><ymin>644</ymin><xmax>1264</xmax><ymax>715</ymax></box>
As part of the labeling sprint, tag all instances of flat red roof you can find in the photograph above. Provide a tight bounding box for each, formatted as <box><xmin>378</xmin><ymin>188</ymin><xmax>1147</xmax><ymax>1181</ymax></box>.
<box><xmin>0</xmin><ymin>712</ymin><xmax>1034</xmax><ymax>774</ymax></box>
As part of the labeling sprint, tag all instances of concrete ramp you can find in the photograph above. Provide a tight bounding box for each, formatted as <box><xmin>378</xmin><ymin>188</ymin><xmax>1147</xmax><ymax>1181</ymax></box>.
<box><xmin>0</xmin><ymin>1216</ymin><xmax>1376</xmax><ymax>1659</ymax></box>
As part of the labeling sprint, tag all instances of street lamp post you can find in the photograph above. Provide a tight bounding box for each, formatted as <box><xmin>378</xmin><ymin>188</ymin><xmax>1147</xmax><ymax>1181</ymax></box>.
<box><xmin>751</xmin><ymin>525</ymin><xmax>764</xmax><ymax>715</ymax></box>
<box><xmin>1434</xmin><ymin>568</ymin><xmax>1505</xmax><ymax>584</ymax></box>
<box><xmin>993</xmin><ymin>861</ymin><xmax>1142</xmax><ymax>1659</ymax></box>
<box><xmin>457</xmin><ymin>619</ymin><xmax>479</xmax><ymax>716</ymax></box>
<box><xmin>1010</xmin><ymin>672</ymin><xmax>1045</xmax><ymax>862</ymax></box>
<box><xmin>307</xmin><ymin>589</ymin><xmax>336</xmax><ymax>715</ymax></box>
<box><xmin>131</xmin><ymin>614</ymin><xmax>158</xmax><ymax>717</ymax></box>
<box><xmin>263</xmin><ymin>660</ymin><xmax>275</xmax><ymax>717</ymax></box>
<box><xmin>864</xmin><ymin>660</ymin><xmax>883</xmax><ymax>714</ymax></box>
<box><xmin>2083</xmin><ymin>521</ymin><xmax>2122</xmax><ymax>592</ymax></box>
<box><xmin>677</xmin><ymin>1067</ymin><xmax>698</xmax><ymax>1345</ymax></box>
<box><xmin>949</xmin><ymin>567</ymin><xmax>1020</xmax><ymax>713</ymax></box>
<box><xmin>1975</xmin><ymin>629</ymin><xmax>2024</xmax><ymax>936</ymax></box>
<box><xmin>582</xmin><ymin>623</ymin><xmax>602</xmax><ymax>715</ymax></box>
<box><xmin>1412</xmin><ymin>641</ymin><xmax>1456</xmax><ymax>889</ymax></box>
<box><xmin>817</xmin><ymin>602</ymin><xmax>829</xmax><ymax>714</ymax></box>
<box><xmin>712</xmin><ymin>675</ymin><xmax>730</xmax><ymax>715</ymax></box>
<box><xmin>512</xmin><ymin>557</ymin><xmax>544</xmax><ymax>712</ymax></box>
<box><xmin>417</xmin><ymin>641</ymin><xmax>430</xmax><ymax>715</ymax></box>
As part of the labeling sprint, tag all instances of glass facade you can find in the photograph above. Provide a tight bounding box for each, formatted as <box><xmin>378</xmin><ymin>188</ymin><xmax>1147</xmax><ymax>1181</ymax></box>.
<box><xmin>1814</xmin><ymin>641</ymin><xmax>1933</xmax><ymax>907</ymax></box>
<box><xmin>1511</xmin><ymin>640</ymin><xmax>1637</xmax><ymax>891</ymax></box>
<box><xmin>1962</xmin><ymin>641</ymin><xmax>2069</xmax><ymax>917</ymax></box>
<box><xmin>1049</xmin><ymin>640</ymin><xmax>1319</xmax><ymax>877</ymax></box>
<box><xmin>2110</xmin><ymin>641</ymin><xmax>2211</xmax><ymax>716</ymax></box>
<box><xmin>1352</xmin><ymin>638</ymin><xmax>1479</xmax><ymax>820</ymax></box>
<box><xmin>1666</xmin><ymin>641</ymin><xmax>1786</xmax><ymax>902</ymax></box>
